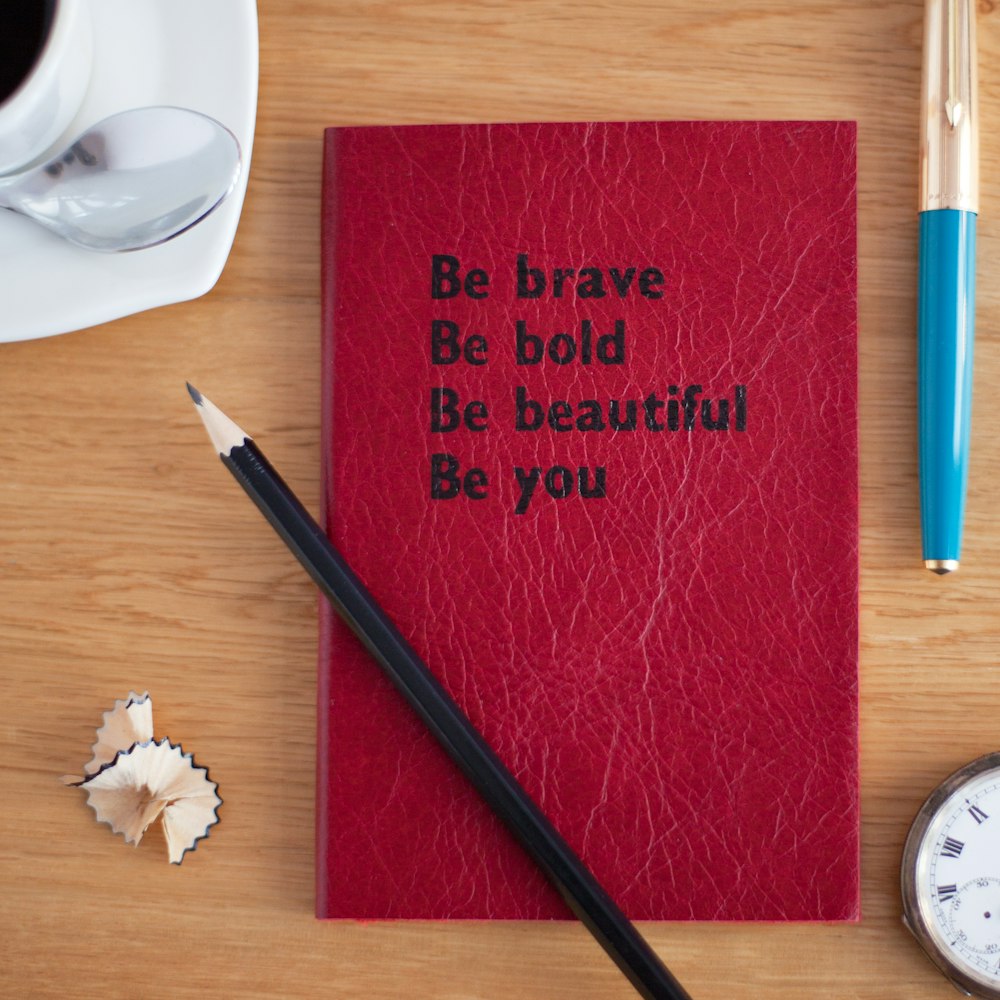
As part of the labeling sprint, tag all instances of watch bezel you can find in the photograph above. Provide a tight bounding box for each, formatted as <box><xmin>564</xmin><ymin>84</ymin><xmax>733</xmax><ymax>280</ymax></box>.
<box><xmin>901</xmin><ymin>751</ymin><xmax>1000</xmax><ymax>999</ymax></box>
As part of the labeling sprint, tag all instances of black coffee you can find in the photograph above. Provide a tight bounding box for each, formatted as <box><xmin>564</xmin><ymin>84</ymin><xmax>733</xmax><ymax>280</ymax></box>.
<box><xmin>0</xmin><ymin>1</ymin><xmax>56</xmax><ymax>105</ymax></box>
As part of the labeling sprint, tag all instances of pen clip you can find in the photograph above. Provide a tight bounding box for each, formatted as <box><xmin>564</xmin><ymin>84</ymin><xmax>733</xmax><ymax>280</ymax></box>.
<box><xmin>946</xmin><ymin>0</ymin><xmax>962</xmax><ymax>128</ymax></box>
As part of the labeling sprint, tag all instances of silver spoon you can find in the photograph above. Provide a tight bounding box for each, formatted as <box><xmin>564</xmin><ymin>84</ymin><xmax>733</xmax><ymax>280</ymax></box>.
<box><xmin>0</xmin><ymin>106</ymin><xmax>241</xmax><ymax>252</ymax></box>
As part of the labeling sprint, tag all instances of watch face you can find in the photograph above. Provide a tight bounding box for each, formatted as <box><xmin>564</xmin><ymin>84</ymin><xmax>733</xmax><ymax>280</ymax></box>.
<box><xmin>903</xmin><ymin>753</ymin><xmax>1000</xmax><ymax>998</ymax></box>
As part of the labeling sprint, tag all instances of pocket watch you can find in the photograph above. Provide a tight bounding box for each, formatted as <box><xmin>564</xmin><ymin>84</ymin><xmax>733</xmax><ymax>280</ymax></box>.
<box><xmin>902</xmin><ymin>753</ymin><xmax>1000</xmax><ymax>998</ymax></box>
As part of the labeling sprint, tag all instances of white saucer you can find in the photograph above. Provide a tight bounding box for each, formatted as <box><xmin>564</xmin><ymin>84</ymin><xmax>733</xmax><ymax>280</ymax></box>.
<box><xmin>0</xmin><ymin>0</ymin><xmax>258</xmax><ymax>343</ymax></box>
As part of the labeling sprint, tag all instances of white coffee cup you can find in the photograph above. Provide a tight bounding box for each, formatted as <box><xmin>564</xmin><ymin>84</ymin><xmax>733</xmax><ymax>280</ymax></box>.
<box><xmin>0</xmin><ymin>1</ymin><xmax>93</xmax><ymax>175</ymax></box>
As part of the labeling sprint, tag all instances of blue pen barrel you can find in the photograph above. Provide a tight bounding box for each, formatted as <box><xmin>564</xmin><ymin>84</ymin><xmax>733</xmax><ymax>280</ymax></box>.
<box><xmin>918</xmin><ymin>208</ymin><xmax>976</xmax><ymax>565</ymax></box>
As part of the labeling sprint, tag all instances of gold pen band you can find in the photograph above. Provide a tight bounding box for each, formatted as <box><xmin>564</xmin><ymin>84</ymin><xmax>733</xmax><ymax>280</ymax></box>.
<box><xmin>920</xmin><ymin>0</ymin><xmax>978</xmax><ymax>213</ymax></box>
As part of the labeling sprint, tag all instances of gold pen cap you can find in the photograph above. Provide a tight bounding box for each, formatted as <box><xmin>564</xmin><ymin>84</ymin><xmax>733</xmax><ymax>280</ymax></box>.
<box><xmin>921</xmin><ymin>0</ymin><xmax>978</xmax><ymax>213</ymax></box>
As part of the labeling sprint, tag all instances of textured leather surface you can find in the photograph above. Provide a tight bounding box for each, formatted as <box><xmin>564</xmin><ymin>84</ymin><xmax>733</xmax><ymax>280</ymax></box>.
<box><xmin>318</xmin><ymin>121</ymin><xmax>859</xmax><ymax>921</ymax></box>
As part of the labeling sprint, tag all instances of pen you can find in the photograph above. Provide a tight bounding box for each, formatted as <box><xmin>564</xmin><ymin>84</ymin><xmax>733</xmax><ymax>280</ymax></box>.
<box><xmin>919</xmin><ymin>0</ymin><xmax>978</xmax><ymax>574</ymax></box>
<box><xmin>188</xmin><ymin>385</ymin><xmax>693</xmax><ymax>1000</ymax></box>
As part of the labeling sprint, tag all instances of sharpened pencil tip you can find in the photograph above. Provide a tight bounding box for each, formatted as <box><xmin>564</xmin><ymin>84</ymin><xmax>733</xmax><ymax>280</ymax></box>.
<box><xmin>186</xmin><ymin>385</ymin><xmax>252</xmax><ymax>456</ymax></box>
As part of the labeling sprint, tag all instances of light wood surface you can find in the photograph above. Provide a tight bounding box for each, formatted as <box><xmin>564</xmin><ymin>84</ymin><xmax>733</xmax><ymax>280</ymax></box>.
<box><xmin>3</xmin><ymin>1</ymin><xmax>999</xmax><ymax>997</ymax></box>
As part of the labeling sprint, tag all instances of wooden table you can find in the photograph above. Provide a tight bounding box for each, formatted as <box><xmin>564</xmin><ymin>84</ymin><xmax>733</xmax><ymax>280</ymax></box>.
<box><xmin>3</xmin><ymin>1</ymin><xmax>999</xmax><ymax>996</ymax></box>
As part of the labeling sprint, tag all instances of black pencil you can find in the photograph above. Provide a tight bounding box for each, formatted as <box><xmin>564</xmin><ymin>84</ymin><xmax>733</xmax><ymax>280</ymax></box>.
<box><xmin>188</xmin><ymin>384</ymin><xmax>692</xmax><ymax>1000</ymax></box>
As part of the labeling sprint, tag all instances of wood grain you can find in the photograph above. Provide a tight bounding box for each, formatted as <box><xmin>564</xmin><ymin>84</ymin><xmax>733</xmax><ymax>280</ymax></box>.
<box><xmin>2</xmin><ymin>1</ymin><xmax>998</xmax><ymax>996</ymax></box>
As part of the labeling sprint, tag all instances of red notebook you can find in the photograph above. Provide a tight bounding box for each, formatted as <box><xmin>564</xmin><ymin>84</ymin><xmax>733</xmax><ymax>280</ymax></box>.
<box><xmin>319</xmin><ymin>121</ymin><xmax>859</xmax><ymax>922</ymax></box>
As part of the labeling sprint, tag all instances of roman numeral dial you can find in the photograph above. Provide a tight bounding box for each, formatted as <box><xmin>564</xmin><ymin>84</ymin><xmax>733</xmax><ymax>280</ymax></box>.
<box><xmin>902</xmin><ymin>754</ymin><xmax>1000</xmax><ymax>997</ymax></box>
<box><xmin>969</xmin><ymin>804</ymin><xmax>989</xmax><ymax>825</ymax></box>
<box><xmin>940</xmin><ymin>837</ymin><xmax>966</xmax><ymax>859</ymax></box>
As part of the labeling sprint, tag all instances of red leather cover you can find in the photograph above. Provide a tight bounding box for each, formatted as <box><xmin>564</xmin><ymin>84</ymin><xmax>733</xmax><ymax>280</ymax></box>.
<box><xmin>318</xmin><ymin>121</ymin><xmax>859</xmax><ymax>921</ymax></box>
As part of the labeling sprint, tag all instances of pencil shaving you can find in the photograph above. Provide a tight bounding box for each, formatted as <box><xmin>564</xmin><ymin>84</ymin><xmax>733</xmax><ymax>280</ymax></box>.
<box><xmin>65</xmin><ymin>696</ymin><xmax>221</xmax><ymax>863</ymax></box>
<box><xmin>61</xmin><ymin>690</ymin><xmax>153</xmax><ymax>784</ymax></box>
